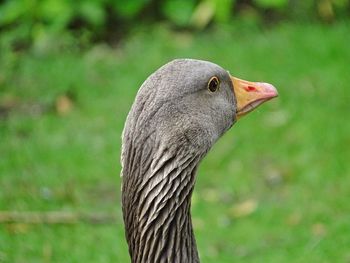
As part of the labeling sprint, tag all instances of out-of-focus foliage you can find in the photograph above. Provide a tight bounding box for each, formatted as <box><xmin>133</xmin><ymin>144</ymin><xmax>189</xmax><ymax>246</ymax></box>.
<box><xmin>0</xmin><ymin>0</ymin><xmax>349</xmax><ymax>48</ymax></box>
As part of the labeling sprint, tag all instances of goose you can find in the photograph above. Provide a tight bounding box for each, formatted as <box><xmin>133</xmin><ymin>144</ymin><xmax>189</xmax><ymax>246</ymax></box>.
<box><xmin>121</xmin><ymin>59</ymin><xmax>278</xmax><ymax>263</ymax></box>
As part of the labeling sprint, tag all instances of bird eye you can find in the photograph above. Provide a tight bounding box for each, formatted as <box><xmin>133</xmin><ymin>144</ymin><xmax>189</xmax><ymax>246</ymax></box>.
<box><xmin>208</xmin><ymin>76</ymin><xmax>220</xmax><ymax>92</ymax></box>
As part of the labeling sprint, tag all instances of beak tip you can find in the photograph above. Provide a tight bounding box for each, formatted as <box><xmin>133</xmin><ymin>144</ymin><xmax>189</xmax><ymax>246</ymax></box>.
<box><xmin>259</xmin><ymin>82</ymin><xmax>278</xmax><ymax>97</ymax></box>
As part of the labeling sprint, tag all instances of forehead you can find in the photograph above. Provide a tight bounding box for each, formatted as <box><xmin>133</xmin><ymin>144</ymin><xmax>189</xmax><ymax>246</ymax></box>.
<box><xmin>140</xmin><ymin>59</ymin><xmax>231</xmax><ymax>101</ymax></box>
<box><xmin>160</xmin><ymin>59</ymin><xmax>228</xmax><ymax>85</ymax></box>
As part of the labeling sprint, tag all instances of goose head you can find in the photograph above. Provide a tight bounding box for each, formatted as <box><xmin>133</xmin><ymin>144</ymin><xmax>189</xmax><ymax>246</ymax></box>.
<box><xmin>121</xmin><ymin>59</ymin><xmax>278</xmax><ymax>263</ymax></box>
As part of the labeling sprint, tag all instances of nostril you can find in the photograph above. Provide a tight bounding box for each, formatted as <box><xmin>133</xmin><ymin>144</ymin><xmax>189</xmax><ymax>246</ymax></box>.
<box><xmin>245</xmin><ymin>86</ymin><xmax>257</xmax><ymax>92</ymax></box>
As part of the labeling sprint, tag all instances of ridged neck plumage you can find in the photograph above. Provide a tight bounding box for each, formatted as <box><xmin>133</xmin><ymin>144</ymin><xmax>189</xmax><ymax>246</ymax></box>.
<box><xmin>122</xmin><ymin>128</ymin><xmax>203</xmax><ymax>262</ymax></box>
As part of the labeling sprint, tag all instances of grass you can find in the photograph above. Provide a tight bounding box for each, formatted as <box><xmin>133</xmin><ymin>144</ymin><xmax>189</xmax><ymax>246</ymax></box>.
<box><xmin>1</xmin><ymin>21</ymin><xmax>350</xmax><ymax>262</ymax></box>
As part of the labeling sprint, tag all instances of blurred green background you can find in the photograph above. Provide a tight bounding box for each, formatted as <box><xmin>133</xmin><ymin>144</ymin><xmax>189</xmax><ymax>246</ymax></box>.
<box><xmin>1</xmin><ymin>0</ymin><xmax>350</xmax><ymax>262</ymax></box>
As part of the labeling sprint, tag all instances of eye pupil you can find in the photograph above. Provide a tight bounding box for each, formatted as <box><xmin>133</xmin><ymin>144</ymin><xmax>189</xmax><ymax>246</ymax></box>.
<box><xmin>208</xmin><ymin>77</ymin><xmax>219</xmax><ymax>92</ymax></box>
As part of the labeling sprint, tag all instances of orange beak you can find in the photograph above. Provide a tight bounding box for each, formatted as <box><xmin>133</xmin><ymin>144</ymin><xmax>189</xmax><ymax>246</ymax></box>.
<box><xmin>230</xmin><ymin>76</ymin><xmax>278</xmax><ymax>119</ymax></box>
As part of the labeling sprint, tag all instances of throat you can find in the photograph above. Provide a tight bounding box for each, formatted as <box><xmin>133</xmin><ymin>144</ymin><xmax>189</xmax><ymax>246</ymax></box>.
<box><xmin>131</xmin><ymin>199</ymin><xmax>199</xmax><ymax>263</ymax></box>
<box><xmin>122</xmin><ymin>148</ymin><xmax>201</xmax><ymax>263</ymax></box>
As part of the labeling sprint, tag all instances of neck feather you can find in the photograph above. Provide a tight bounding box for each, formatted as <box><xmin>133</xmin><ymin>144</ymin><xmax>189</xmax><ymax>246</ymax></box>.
<box><xmin>122</xmin><ymin>139</ymin><xmax>202</xmax><ymax>263</ymax></box>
